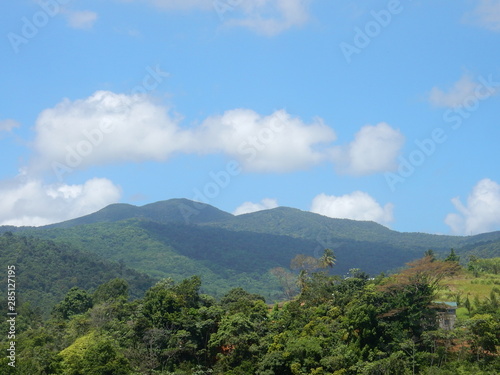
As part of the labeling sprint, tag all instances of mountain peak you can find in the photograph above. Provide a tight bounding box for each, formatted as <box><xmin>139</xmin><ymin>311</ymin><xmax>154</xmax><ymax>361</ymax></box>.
<box><xmin>46</xmin><ymin>198</ymin><xmax>233</xmax><ymax>229</ymax></box>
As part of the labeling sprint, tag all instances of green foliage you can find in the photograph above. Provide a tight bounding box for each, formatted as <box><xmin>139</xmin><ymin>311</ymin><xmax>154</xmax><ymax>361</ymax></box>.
<box><xmin>6</xmin><ymin>199</ymin><xmax>500</xmax><ymax>306</ymax></box>
<box><xmin>468</xmin><ymin>257</ymin><xmax>500</xmax><ymax>276</ymax></box>
<box><xmin>3</xmin><ymin>261</ymin><xmax>500</xmax><ymax>374</ymax></box>
<box><xmin>53</xmin><ymin>287</ymin><xmax>93</xmax><ymax>320</ymax></box>
<box><xmin>92</xmin><ymin>278</ymin><xmax>129</xmax><ymax>304</ymax></box>
<box><xmin>46</xmin><ymin>198</ymin><xmax>233</xmax><ymax>228</ymax></box>
<box><xmin>59</xmin><ymin>332</ymin><xmax>131</xmax><ymax>374</ymax></box>
<box><xmin>445</xmin><ymin>248</ymin><xmax>460</xmax><ymax>263</ymax></box>
<box><xmin>0</xmin><ymin>233</ymin><xmax>153</xmax><ymax>317</ymax></box>
<box><xmin>2</xmin><ymin>199</ymin><xmax>500</xmax><ymax>374</ymax></box>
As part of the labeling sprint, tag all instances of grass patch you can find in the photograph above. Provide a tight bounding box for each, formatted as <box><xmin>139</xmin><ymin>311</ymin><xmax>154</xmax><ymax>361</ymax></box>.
<box><xmin>435</xmin><ymin>270</ymin><xmax>500</xmax><ymax>315</ymax></box>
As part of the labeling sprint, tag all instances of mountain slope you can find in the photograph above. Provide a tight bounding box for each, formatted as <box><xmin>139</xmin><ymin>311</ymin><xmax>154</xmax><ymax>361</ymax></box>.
<box><xmin>22</xmin><ymin>218</ymin><xmax>323</xmax><ymax>299</ymax></box>
<box><xmin>22</xmin><ymin>215</ymin><xmax>432</xmax><ymax>299</ymax></box>
<box><xmin>0</xmin><ymin>232</ymin><xmax>154</xmax><ymax>317</ymax></box>
<box><xmin>206</xmin><ymin>206</ymin><xmax>467</xmax><ymax>253</ymax></box>
<box><xmin>46</xmin><ymin>198</ymin><xmax>233</xmax><ymax>229</ymax></box>
<box><xmin>3</xmin><ymin>199</ymin><xmax>500</xmax><ymax>304</ymax></box>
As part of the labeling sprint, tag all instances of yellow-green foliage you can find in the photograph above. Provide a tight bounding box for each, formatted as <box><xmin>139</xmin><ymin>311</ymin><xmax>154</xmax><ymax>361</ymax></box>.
<box><xmin>439</xmin><ymin>272</ymin><xmax>500</xmax><ymax>299</ymax></box>
<box><xmin>59</xmin><ymin>331</ymin><xmax>97</xmax><ymax>370</ymax></box>
<box><xmin>436</xmin><ymin>266</ymin><xmax>500</xmax><ymax>319</ymax></box>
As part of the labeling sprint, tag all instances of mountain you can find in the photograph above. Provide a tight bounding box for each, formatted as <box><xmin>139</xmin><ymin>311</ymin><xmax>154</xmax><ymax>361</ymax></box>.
<box><xmin>24</xmin><ymin>218</ymin><xmax>322</xmax><ymax>299</ymax></box>
<box><xmin>206</xmin><ymin>206</ymin><xmax>465</xmax><ymax>251</ymax></box>
<box><xmin>46</xmin><ymin>198</ymin><xmax>233</xmax><ymax>228</ymax></box>
<box><xmin>2</xmin><ymin>198</ymin><xmax>500</xmax><ymax>306</ymax></box>
<box><xmin>0</xmin><ymin>232</ymin><xmax>154</xmax><ymax>318</ymax></box>
<box><xmin>456</xmin><ymin>234</ymin><xmax>500</xmax><ymax>259</ymax></box>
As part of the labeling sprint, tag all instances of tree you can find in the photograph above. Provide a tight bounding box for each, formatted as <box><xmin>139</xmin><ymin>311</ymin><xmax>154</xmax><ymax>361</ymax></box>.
<box><xmin>79</xmin><ymin>339</ymin><xmax>131</xmax><ymax>375</ymax></box>
<box><xmin>142</xmin><ymin>278</ymin><xmax>182</xmax><ymax>329</ymax></box>
<box><xmin>445</xmin><ymin>248</ymin><xmax>460</xmax><ymax>263</ymax></box>
<box><xmin>466</xmin><ymin>314</ymin><xmax>500</xmax><ymax>360</ymax></box>
<box><xmin>464</xmin><ymin>295</ymin><xmax>473</xmax><ymax>316</ymax></box>
<box><xmin>290</xmin><ymin>254</ymin><xmax>320</xmax><ymax>274</ymax></box>
<box><xmin>52</xmin><ymin>287</ymin><xmax>93</xmax><ymax>320</ymax></box>
<box><xmin>92</xmin><ymin>278</ymin><xmax>129</xmax><ymax>304</ymax></box>
<box><xmin>424</xmin><ymin>249</ymin><xmax>436</xmax><ymax>262</ymax></box>
<box><xmin>220</xmin><ymin>287</ymin><xmax>266</xmax><ymax>315</ymax></box>
<box><xmin>377</xmin><ymin>256</ymin><xmax>461</xmax><ymax>341</ymax></box>
<box><xmin>319</xmin><ymin>248</ymin><xmax>336</xmax><ymax>270</ymax></box>
<box><xmin>379</xmin><ymin>256</ymin><xmax>461</xmax><ymax>294</ymax></box>
<box><xmin>297</xmin><ymin>269</ymin><xmax>308</xmax><ymax>292</ymax></box>
<box><xmin>60</xmin><ymin>333</ymin><xmax>131</xmax><ymax>375</ymax></box>
<box><xmin>270</xmin><ymin>267</ymin><xmax>298</xmax><ymax>300</ymax></box>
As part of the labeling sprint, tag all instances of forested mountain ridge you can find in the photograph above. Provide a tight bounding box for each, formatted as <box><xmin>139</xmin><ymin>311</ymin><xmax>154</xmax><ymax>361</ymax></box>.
<box><xmin>206</xmin><ymin>206</ymin><xmax>467</xmax><ymax>252</ymax></box>
<box><xmin>1</xmin><ymin>198</ymin><xmax>500</xmax><ymax>303</ymax></box>
<box><xmin>1</xmin><ymin>256</ymin><xmax>499</xmax><ymax>374</ymax></box>
<box><xmin>44</xmin><ymin>198</ymin><xmax>233</xmax><ymax>228</ymax></box>
<box><xmin>20</xmin><ymin>218</ymin><xmax>321</xmax><ymax>299</ymax></box>
<box><xmin>0</xmin><ymin>233</ymin><xmax>154</xmax><ymax>317</ymax></box>
<box><xmin>1</xmin><ymin>199</ymin><xmax>500</xmax><ymax>373</ymax></box>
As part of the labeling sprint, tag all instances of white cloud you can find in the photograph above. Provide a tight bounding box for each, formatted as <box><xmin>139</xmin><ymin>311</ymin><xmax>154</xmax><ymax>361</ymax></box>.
<box><xmin>445</xmin><ymin>178</ymin><xmax>500</xmax><ymax>235</ymax></box>
<box><xmin>120</xmin><ymin>0</ymin><xmax>310</xmax><ymax>35</ymax></box>
<box><xmin>428</xmin><ymin>74</ymin><xmax>481</xmax><ymax>108</ymax></box>
<box><xmin>141</xmin><ymin>0</ymin><xmax>212</xmax><ymax>10</ymax></box>
<box><xmin>465</xmin><ymin>0</ymin><xmax>500</xmax><ymax>32</ymax></box>
<box><xmin>331</xmin><ymin>123</ymin><xmax>405</xmax><ymax>175</ymax></box>
<box><xmin>0</xmin><ymin>177</ymin><xmax>121</xmax><ymax>227</ymax></box>
<box><xmin>311</xmin><ymin>191</ymin><xmax>394</xmax><ymax>225</ymax></box>
<box><xmin>31</xmin><ymin>92</ymin><xmax>336</xmax><ymax>176</ymax></box>
<box><xmin>32</xmin><ymin>91</ymin><xmax>190</xmax><ymax>178</ymax></box>
<box><xmin>64</xmin><ymin>10</ymin><xmax>98</xmax><ymax>30</ymax></box>
<box><xmin>225</xmin><ymin>0</ymin><xmax>311</xmax><ymax>36</ymax></box>
<box><xmin>0</xmin><ymin>119</ymin><xmax>20</xmax><ymax>133</ymax></box>
<box><xmin>195</xmin><ymin>109</ymin><xmax>336</xmax><ymax>172</ymax></box>
<box><xmin>233</xmin><ymin>198</ymin><xmax>279</xmax><ymax>215</ymax></box>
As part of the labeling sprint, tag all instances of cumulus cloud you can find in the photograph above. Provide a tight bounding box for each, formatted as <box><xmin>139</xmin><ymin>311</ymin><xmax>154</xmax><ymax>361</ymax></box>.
<box><xmin>32</xmin><ymin>91</ymin><xmax>190</xmax><ymax>179</ymax></box>
<box><xmin>311</xmin><ymin>191</ymin><xmax>394</xmax><ymax>225</ymax></box>
<box><xmin>445</xmin><ymin>178</ymin><xmax>500</xmax><ymax>235</ymax></box>
<box><xmin>331</xmin><ymin>123</ymin><xmax>405</xmax><ymax>175</ymax></box>
<box><xmin>31</xmin><ymin>92</ymin><xmax>336</xmax><ymax>176</ymax></box>
<box><xmin>64</xmin><ymin>10</ymin><xmax>98</xmax><ymax>29</ymax></box>
<box><xmin>0</xmin><ymin>177</ymin><xmax>121</xmax><ymax>227</ymax></box>
<box><xmin>233</xmin><ymin>198</ymin><xmax>279</xmax><ymax>215</ymax></box>
<box><xmin>195</xmin><ymin>109</ymin><xmax>336</xmax><ymax>172</ymax></box>
<box><xmin>464</xmin><ymin>0</ymin><xmax>500</xmax><ymax>32</ymax></box>
<box><xmin>0</xmin><ymin>119</ymin><xmax>20</xmax><ymax>133</ymax></box>
<box><xmin>428</xmin><ymin>74</ymin><xmax>482</xmax><ymax>108</ymax></box>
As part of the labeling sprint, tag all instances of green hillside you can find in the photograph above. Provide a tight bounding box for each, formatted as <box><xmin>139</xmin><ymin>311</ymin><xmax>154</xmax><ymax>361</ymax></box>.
<box><xmin>21</xmin><ymin>216</ymin><xmax>435</xmax><ymax>299</ymax></box>
<box><xmin>457</xmin><ymin>236</ymin><xmax>500</xmax><ymax>259</ymax></box>
<box><xmin>0</xmin><ymin>232</ymin><xmax>153</xmax><ymax>317</ymax></box>
<box><xmin>207</xmin><ymin>206</ymin><xmax>467</xmax><ymax>252</ymax></box>
<box><xmin>2</xmin><ymin>256</ymin><xmax>499</xmax><ymax>375</ymax></box>
<box><xmin>23</xmin><ymin>219</ymin><xmax>318</xmax><ymax>299</ymax></box>
<box><xmin>3</xmin><ymin>199</ymin><xmax>500</xmax><ymax>307</ymax></box>
<box><xmin>46</xmin><ymin>198</ymin><xmax>233</xmax><ymax>228</ymax></box>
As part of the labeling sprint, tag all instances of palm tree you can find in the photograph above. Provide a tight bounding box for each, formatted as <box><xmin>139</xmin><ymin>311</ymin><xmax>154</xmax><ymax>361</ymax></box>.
<box><xmin>319</xmin><ymin>248</ymin><xmax>336</xmax><ymax>269</ymax></box>
<box><xmin>297</xmin><ymin>269</ymin><xmax>308</xmax><ymax>292</ymax></box>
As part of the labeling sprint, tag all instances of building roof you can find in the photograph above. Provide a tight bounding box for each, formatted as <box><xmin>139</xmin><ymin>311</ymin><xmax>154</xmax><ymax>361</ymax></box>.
<box><xmin>432</xmin><ymin>301</ymin><xmax>458</xmax><ymax>308</ymax></box>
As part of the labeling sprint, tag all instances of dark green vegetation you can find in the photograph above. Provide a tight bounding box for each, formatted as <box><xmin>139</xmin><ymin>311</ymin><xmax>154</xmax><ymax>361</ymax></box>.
<box><xmin>44</xmin><ymin>199</ymin><xmax>233</xmax><ymax>228</ymax></box>
<box><xmin>0</xmin><ymin>233</ymin><xmax>153</xmax><ymax>318</ymax></box>
<box><xmin>1</xmin><ymin>254</ymin><xmax>499</xmax><ymax>374</ymax></box>
<box><xmin>1</xmin><ymin>199</ymin><xmax>500</xmax><ymax>301</ymax></box>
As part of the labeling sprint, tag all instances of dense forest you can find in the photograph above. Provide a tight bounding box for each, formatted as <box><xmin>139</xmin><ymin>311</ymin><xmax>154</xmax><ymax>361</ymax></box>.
<box><xmin>1</xmin><ymin>243</ymin><xmax>499</xmax><ymax>374</ymax></box>
<box><xmin>1</xmin><ymin>202</ymin><xmax>499</xmax><ymax>373</ymax></box>
<box><xmin>4</xmin><ymin>199</ymin><xmax>500</xmax><ymax>301</ymax></box>
<box><xmin>0</xmin><ymin>233</ymin><xmax>154</xmax><ymax>318</ymax></box>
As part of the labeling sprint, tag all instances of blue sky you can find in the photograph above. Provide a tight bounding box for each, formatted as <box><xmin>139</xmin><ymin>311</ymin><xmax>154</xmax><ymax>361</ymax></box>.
<box><xmin>1</xmin><ymin>0</ymin><xmax>500</xmax><ymax>235</ymax></box>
